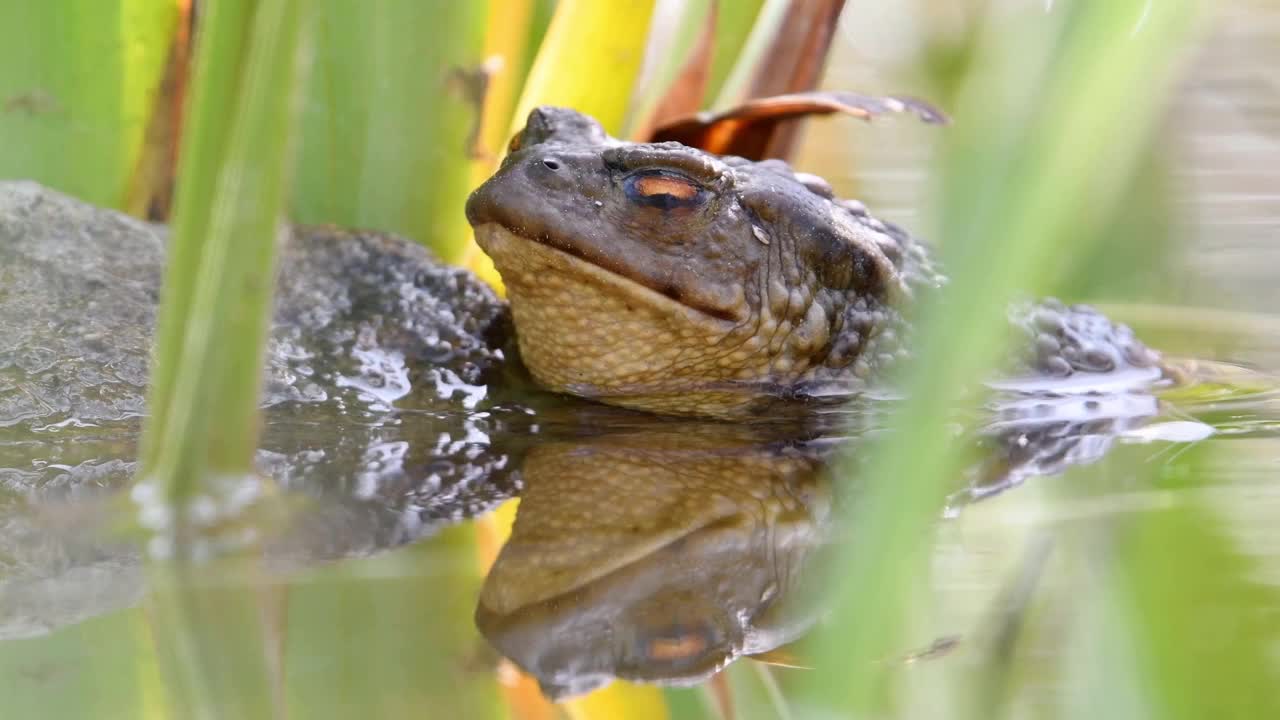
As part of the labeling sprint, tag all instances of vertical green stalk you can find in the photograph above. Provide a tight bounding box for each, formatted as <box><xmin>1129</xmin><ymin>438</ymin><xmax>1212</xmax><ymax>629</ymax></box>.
<box><xmin>141</xmin><ymin>0</ymin><xmax>311</xmax><ymax>501</ymax></box>
<box><xmin>710</xmin><ymin>0</ymin><xmax>787</xmax><ymax>111</ymax></box>
<box><xmin>705</xmin><ymin>0</ymin><xmax>766</xmax><ymax>104</ymax></box>
<box><xmin>796</xmin><ymin>1</ymin><xmax>1202</xmax><ymax>716</ymax></box>
<box><xmin>508</xmin><ymin>0</ymin><xmax>658</xmax><ymax>136</ymax></box>
<box><xmin>137</xmin><ymin>1</ymin><xmax>312</xmax><ymax>718</ymax></box>
<box><xmin>291</xmin><ymin>1</ymin><xmax>488</xmax><ymax>262</ymax></box>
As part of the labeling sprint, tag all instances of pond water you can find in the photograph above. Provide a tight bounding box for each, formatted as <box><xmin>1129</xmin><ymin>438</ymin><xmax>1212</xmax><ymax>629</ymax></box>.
<box><xmin>2</xmin><ymin>2</ymin><xmax>1279</xmax><ymax>719</ymax></box>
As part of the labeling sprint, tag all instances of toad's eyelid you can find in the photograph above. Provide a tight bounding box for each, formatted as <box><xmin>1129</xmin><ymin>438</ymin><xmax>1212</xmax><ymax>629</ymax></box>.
<box><xmin>602</xmin><ymin>144</ymin><xmax>729</xmax><ymax>185</ymax></box>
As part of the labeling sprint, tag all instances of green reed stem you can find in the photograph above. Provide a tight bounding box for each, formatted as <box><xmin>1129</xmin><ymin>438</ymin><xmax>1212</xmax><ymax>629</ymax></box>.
<box><xmin>140</xmin><ymin>0</ymin><xmax>311</xmax><ymax>502</ymax></box>
<box><xmin>137</xmin><ymin>2</ymin><xmax>311</xmax><ymax>718</ymax></box>
<box><xmin>797</xmin><ymin>1</ymin><xmax>1202</xmax><ymax>716</ymax></box>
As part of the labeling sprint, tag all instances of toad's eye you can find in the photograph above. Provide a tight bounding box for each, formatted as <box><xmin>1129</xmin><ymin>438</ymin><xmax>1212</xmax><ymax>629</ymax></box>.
<box><xmin>507</xmin><ymin>130</ymin><xmax>524</xmax><ymax>153</ymax></box>
<box><xmin>624</xmin><ymin>171</ymin><xmax>706</xmax><ymax>210</ymax></box>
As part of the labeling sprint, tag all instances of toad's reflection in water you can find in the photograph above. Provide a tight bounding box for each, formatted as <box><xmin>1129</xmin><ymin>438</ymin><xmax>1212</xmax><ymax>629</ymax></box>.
<box><xmin>0</xmin><ymin>379</ymin><xmax>1186</xmax><ymax>644</ymax></box>
<box><xmin>471</xmin><ymin>382</ymin><xmax>1191</xmax><ymax>698</ymax></box>
<box><xmin>476</xmin><ymin>423</ymin><xmax>832</xmax><ymax>699</ymax></box>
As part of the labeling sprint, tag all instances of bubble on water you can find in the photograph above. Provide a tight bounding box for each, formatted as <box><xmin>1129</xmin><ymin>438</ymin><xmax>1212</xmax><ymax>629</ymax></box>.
<box><xmin>131</xmin><ymin>473</ymin><xmax>266</xmax><ymax>561</ymax></box>
<box><xmin>189</xmin><ymin>495</ymin><xmax>219</xmax><ymax>526</ymax></box>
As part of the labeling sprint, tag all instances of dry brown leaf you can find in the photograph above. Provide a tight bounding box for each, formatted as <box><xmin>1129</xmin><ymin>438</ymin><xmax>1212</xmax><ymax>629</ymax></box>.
<box><xmin>650</xmin><ymin>90</ymin><xmax>948</xmax><ymax>160</ymax></box>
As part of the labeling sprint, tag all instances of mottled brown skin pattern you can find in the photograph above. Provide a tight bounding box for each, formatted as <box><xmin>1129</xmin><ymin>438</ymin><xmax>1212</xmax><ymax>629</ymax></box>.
<box><xmin>467</xmin><ymin>107</ymin><xmax>1159</xmax><ymax>417</ymax></box>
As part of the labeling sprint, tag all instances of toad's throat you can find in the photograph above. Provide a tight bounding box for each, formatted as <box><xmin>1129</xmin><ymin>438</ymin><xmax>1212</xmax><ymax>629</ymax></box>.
<box><xmin>476</xmin><ymin>223</ymin><xmax>744</xmax><ymax>323</ymax></box>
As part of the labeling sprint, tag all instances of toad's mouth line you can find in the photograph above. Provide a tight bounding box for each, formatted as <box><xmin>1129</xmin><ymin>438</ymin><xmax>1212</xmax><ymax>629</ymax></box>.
<box><xmin>473</xmin><ymin>222</ymin><xmax>743</xmax><ymax>323</ymax></box>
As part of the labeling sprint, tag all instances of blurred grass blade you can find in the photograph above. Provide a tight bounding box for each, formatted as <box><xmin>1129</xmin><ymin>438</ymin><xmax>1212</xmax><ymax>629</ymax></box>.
<box><xmin>0</xmin><ymin>0</ymin><xmax>178</xmax><ymax>209</ymax></box>
<box><xmin>509</xmin><ymin>0</ymin><xmax>658</xmax><ymax>136</ymax></box>
<box><xmin>148</xmin><ymin>579</ymin><xmax>291</xmax><ymax>720</ymax></box>
<box><xmin>797</xmin><ymin>0</ymin><xmax>1202</xmax><ymax>716</ymax></box>
<box><xmin>705</xmin><ymin>0</ymin><xmax>766</xmax><ymax>103</ymax></box>
<box><xmin>284</xmin><ymin>531</ymin><xmax>506</xmax><ymax>720</ymax></box>
<box><xmin>712</xmin><ymin>0</ymin><xmax>788</xmax><ymax>109</ymax></box>
<box><xmin>1106</xmin><ymin>499</ymin><xmax>1280</xmax><ymax>719</ymax></box>
<box><xmin>1057</xmin><ymin>455</ymin><xmax>1280</xmax><ymax>720</ymax></box>
<box><xmin>663</xmin><ymin>687</ymin><xmax>722</xmax><ymax>720</ymax></box>
<box><xmin>617</xmin><ymin>0</ymin><xmax>779</xmax><ymax>141</ymax></box>
<box><xmin>291</xmin><ymin>1</ymin><xmax>488</xmax><ymax>262</ymax></box>
<box><xmin>472</xmin><ymin>0</ymin><xmax>549</xmax><ymax>162</ymax></box>
<box><xmin>461</xmin><ymin>0</ymin><xmax>545</xmax><ymax>288</ymax></box>
<box><xmin>142</xmin><ymin>0</ymin><xmax>311</xmax><ymax>499</ymax></box>
<box><xmin>137</xmin><ymin>0</ymin><xmax>312</xmax><ymax>717</ymax></box>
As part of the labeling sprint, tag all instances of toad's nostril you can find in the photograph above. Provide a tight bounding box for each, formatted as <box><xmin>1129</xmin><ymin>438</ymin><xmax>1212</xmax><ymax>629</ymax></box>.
<box><xmin>541</xmin><ymin>158</ymin><xmax>561</xmax><ymax>171</ymax></box>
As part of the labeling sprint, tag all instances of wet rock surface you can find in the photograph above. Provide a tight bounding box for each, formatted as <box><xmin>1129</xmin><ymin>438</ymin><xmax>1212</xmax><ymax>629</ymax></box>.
<box><xmin>0</xmin><ymin>181</ymin><xmax>161</xmax><ymax>431</ymax></box>
<box><xmin>0</xmin><ymin>179</ymin><xmax>540</xmax><ymax>505</ymax></box>
<box><xmin>1</xmin><ymin>180</ymin><xmax>532</xmax><ymax>545</ymax></box>
<box><xmin>0</xmin><ymin>180</ymin><xmax>512</xmax><ymax>432</ymax></box>
<box><xmin>0</xmin><ymin>181</ymin><xmax>530</xmax><ymax>637</ymax></box>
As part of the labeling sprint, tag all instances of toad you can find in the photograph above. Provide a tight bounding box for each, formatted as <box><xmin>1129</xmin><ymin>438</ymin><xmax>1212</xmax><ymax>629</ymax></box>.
<box><xmin>466</xmin><ymin>108</ymin><xmax>1162</xmax><ymax>417</ymax></box>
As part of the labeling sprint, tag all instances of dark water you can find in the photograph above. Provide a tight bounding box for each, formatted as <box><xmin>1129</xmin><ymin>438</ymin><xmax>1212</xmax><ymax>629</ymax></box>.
<box><xmin>3</xmin><ymin>4</ymin><xmax>1280</xmax><ymax>720</ymax></box>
